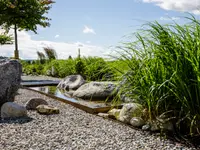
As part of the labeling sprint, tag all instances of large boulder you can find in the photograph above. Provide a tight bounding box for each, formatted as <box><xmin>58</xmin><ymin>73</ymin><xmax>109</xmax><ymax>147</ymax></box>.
<box><xmin>25</xmin><ymin>98</ymin><xmax>48</xmax><ymax>110</ymax></box>
<box><xmin>0</xmin><ymin>59</ymin><xmax>22</xmax><ymax>107</ymax></box>
<box><xmin>73</xmin><ymin>82</ymin><xmax>117</xmax><ymax>100</ymax></box>
<box><xmin>57</xmin><ymin>75</ymin><xmax>85</xmax><ymax>90</ymax></box>
<box><xmin>118</xmin><ymin>103</ymin><xmax>143</xmax><ymax>123</ymax></box>
<box><xmin>1</xmin><ymin>102</ymin><xmax>27</xmax><ymax>119</ymax></box>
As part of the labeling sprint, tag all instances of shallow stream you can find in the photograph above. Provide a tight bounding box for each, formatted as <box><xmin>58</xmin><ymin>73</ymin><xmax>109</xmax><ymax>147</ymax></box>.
<box><xmin>30</xmin><ymin>86</ymin><xmax>113</xmax><ymax>108</ymax></box>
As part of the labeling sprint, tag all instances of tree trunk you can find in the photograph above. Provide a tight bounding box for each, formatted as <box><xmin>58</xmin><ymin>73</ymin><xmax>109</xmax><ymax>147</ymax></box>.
<box><xmin>14</xmin><ymin>24</ymin><xmax>19</xmax><ymax>59</ymax></box>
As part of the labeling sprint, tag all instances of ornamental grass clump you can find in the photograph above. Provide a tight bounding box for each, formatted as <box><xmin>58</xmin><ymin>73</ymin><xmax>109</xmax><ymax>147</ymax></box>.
<box><xmin>118</xmin><ymin>15</ymin><xmax>200</xmax><ymax>138</ymax></box>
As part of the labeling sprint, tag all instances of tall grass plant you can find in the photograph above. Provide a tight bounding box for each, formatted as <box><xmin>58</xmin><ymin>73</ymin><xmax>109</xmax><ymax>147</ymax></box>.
<box><xmin>117</xmin><ymin>15</ymin><xmax>200</xmax><ymax>137</ymax></box>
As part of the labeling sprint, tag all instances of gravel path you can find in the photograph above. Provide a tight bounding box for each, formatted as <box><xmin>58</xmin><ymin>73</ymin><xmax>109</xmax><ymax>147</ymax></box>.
<box><xmin>0</xmin><ymin>88</ymin><xmax>197</xmax><ymax>150</ymax></box>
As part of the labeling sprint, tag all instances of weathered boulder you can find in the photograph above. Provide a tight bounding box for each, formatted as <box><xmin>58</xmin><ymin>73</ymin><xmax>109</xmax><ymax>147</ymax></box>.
<box><xmin>73</xmin><ymin>82</ymin><xmax>117</xmax><ymax>100</ymax></box>
<box><xmin>25</xmin><ymin>98</ymin><xmax>48</xmax><ymax>110</ymax></box>
<box><xmin>118</xmin><ymin>103</ymin><xmax>143</xmax><ymax>123</ymax></box>
<box><xmin>130</xmin><ymin>117</ymin><xmax>145</xmax><ymax>127</ymax></box>
<box><xmin>1</xmin><ymin>102</ymin><xmax>27</xmax><ymax>119</ymax></box>
<box><xmin>108</xmin><ymin>108</ymin><xmax>121</xmax><ymax>119</ymax></box>
<box><xmin>0</xmin><ymin>59</ymin><xmax>22</xmax><ymax>107</ymax></box>
<box><xmin>57</xmin><ymin>75</ymin><xmax>85</xmax><ymax>90</ymax></box>
<box><xmin>36</xmin><ymin>105</ymin><xmax>59</xmax><ymax>115</ymax></box>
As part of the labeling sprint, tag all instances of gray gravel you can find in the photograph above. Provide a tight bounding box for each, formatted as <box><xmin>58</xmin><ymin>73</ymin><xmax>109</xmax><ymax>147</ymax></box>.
<box><xmin>0</xmin><ymin>88</ymin><xmax>197</xmax><ymax>150</ymax></box>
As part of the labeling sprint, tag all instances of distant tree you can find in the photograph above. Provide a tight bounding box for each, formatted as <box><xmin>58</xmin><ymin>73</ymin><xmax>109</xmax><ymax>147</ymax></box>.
<box><xmin>0</xmin><ymin>34</ymin><xmax>12</xmax><ymax>45</ymax></box>
<box><xmin>43</xmin><ymin>47</ymin><xmax>57</xmax><ymax>61</ymax></box>
<box><xmin>78</xmin><ymin>48</ymin><xmax>81</xmax><ymax>58</ymax></box>
<box><xmin>36</xmin><ymin>51</ymin><xmax>46</xmax><ymax>64</ymax></box>
<box><xmin>0</xmin><ymin>0</ymin><xmax>55</xmax><ymax>59</ymax></box>
<box><xmin>68</xmin><ymin>55</ymin><xmax>72</xmax><ymax>59</ymax></box>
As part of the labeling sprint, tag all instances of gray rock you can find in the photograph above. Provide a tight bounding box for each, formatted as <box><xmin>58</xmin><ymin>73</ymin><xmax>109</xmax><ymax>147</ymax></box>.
<box><xmin>64</xmin><ymin>90</ymin><xmax>75</xmax><ymax>97</ymax></box>
<box><xmin>160</xmin><ymin>121</ymin><xmax>174</xmax><ymax>132</ymax></box>
<box><xmin>36</xmin><ymin>105</ymin><xmax>59</xmax><ymax>115</ymax></box>
<box><xmin>108</xmin><ymin>108</ymin><xmax>121</xmax><ymax>119</ymax></box>
<box><xmin>98</xmin><ymin>113</ymin><xmax>109</xmax><ymax>118</ymax></box>
<box><xmin>1</xmin><ymin>102</ymin><xmax>27</xmax><ymax>119</ymax></box>
<box><xmin>118</xmin><ymin>103</ymin><xmax>143</xmax><ymax>123</ymax></box>
<box><xmin>156</xmin><ymin>114</ymin><xmax>174</xmax><ymax>132</ymax></box>
<box><xmin>57</xmin><ymin>75</ymin><xmax>85</xmax><ymax>90</ymax></box>
<box><xmin>0</xmin><ymin>59</ymin><xmax>22</xmax><ymax>107</ymax></box>
<box><xmin>142</xmin><ymin>124</ymin><xmax>151</xmax><ymax>131</ymax></box>
<box><xmin>130</xmin><ymin>117</ymin><xmax>145</xmax><ymax>127</ymax></box>
<box><xmin>150</xmin><ymin>121</ymin><xmax>160</xmax><ymax>132</ymax></box>
<box><xmin>25</xmin><ymin>98</ymin><xmax>48</xmax><ymax>110</ymax></box>
<box><xmin>73</xmin><ymin>82</ymin><xmax>117</xmax><ymax>100</ymax></box>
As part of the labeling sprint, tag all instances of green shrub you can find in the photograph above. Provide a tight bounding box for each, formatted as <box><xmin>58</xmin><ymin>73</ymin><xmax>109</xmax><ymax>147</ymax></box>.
<box><xmin>22</xmin><ymin>63</ymin><xmax>44</xmax><ymax>75</ymax></box>
<box><xmin>58</xmin><ymin>59</ymin><xmax>76</xmax><ymax>77</ymax></box>
<box><xmin>82</xmin><ymin>57</ymin><xmax>114</xmax><ymax>81</ymax></box>
<box><xmin>21</xmin><ymin>57</ymin><xmax>116</xmax><ymax>81</ymax></box>
<box><xmin>107</xmin><ymin>59</ymin><xmax>129</xmax><ymax>80</ymax></box>
<box><xmin>75</xmin><ymin>58</ymin><xmax>85</xmax><ymax>76</ymax></box>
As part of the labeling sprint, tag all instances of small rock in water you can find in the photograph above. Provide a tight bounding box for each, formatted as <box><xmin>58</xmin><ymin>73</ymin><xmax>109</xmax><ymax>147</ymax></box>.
<box><xmin>57</xmin><ymin>75</ymin><xmax>85</xmax><ymax>90</ymax></box>
<box><xmin>36</xmin><ymin>105</ymin><xmax>59</xmax><ymax>115</ymax></box>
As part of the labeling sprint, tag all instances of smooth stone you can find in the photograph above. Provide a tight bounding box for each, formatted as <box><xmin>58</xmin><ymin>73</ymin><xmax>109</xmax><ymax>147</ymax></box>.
<box><xmin>73</xmin><ymin>81</ymin><xmax>117</xmax><ymax>100</ymax></box>
<box><xmin>25</xmin><ymin>98</ymin><xmax>48</xmax><ymax>110</ymax></box>
<box><xmin>108</xmin><ymin>109</ymin><xmax>121</xmax><ymax>119</ymax></box>
<box><xmin>118</xmin><ymin>103</ymin><xmax>143</xmax><ymax>123</ymax></box>
<box><xmin>130</xmin><ymin>117</ymin><xmax>145</xmax><ymax>127</ymax></box>
<box><xmin>36</xmin><ymin>105</ymin><xmax>59</xmax><ymax>115</ymax></box>
<box><xmin>98</xmin><ymin>113</ymin><xmax>109</xmax><ymax>118</ymax></box>
<box><xmin>1</xmin><ymin>102</ymin><xmax>27</xmax><ymax>119</ymax></box>
<box><xmin>57</xmin><ymin>75</ymin><xmax>85</xmax><ymax>90</ymax></box>
<box><xmin>142</xmin><ymin>124</ymin><xmax>151</xmax><ymax>131</ymax></box>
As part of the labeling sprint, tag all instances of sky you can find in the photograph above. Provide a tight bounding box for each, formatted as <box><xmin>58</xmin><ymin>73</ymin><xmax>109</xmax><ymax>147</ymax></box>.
<box><xmin>1</xmin><ymin>0</ymin><xmax>200</xmax><ymax>59</ymax></box>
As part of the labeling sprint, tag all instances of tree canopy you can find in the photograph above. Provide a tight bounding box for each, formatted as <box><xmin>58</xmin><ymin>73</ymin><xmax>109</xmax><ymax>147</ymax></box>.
<box><xmin>0</xmin><ymin>0</ymin><xmax>54</xmax><ymax>32</ymax></box>
<box><xmin>0</xmin><ymin>0</ymin><xmax>54</xmax><ymax>59</ymax></box>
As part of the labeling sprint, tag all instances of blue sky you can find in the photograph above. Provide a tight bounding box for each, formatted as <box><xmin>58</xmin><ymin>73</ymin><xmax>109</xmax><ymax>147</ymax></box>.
<box><xmin>34</xmin><ymin>0</ymin><xmax>183</xmax><ymax>46</ymax></box>
<box><xmin>1</xmin><ymin>0</ymin><xmax>200</xmax><ymax>59</ymax></box>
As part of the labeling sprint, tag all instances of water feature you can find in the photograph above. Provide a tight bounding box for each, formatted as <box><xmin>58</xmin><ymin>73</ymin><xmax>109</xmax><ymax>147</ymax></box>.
<box><xmin>30</xmin><ymin>86</ymin><xmax>115</xmax><ymax>109</ymax></box>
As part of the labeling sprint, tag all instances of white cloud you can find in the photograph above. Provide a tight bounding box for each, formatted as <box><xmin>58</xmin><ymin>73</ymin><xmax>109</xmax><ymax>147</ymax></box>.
<box><xmin>83</xmin><ymin>25</ymin><xmax>96</xmax><ymax>34</ymax></box>
<box><xmin>0</xmin><ymin>30</ymin><xmax>109</xmax><ymax>59</ymax></box>
<box><xmin>160</xmin><ymin>16</ymin><xmax>180</xmax><ymax>21</ymax></box>
<box><xmin>55</xmin><ymin>34</ymin><xmax>60</xmax><ymax>38</ymax></box>
<box><xmin>142</xmin><ymin>0</ymin><xmax>200</xmax><ymax>14</ymax></box>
